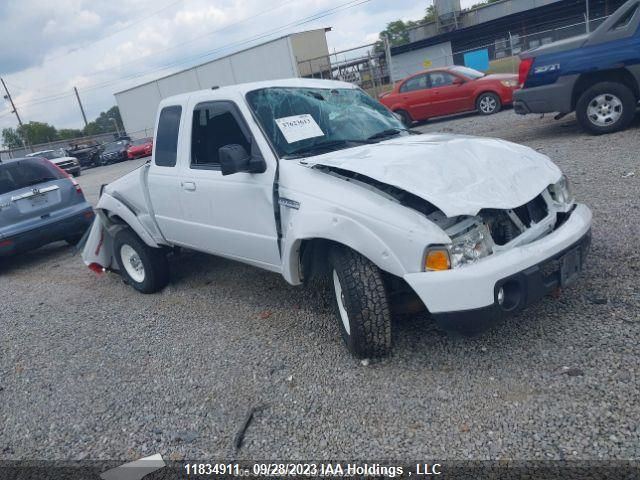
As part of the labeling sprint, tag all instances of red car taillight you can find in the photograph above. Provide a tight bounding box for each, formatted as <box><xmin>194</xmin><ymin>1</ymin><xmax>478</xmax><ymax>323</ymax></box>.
<box><xmin>518</xmin><ymin>57</ymin><xmax>534</xmax><ymax>87</ymax></box>
<box><xmin>46</xmin><ymin>159</ymin><xmax>82</xmax><ymax>193</ymax></box>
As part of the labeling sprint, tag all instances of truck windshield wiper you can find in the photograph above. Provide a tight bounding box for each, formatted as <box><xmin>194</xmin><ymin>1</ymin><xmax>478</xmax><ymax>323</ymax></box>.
<box><xmin>367</xmin><ymin>127</ymin><xmax>420</xmax><ymax>141</ymax></box>
<box><xmin>285</xmin><ymin>139</ymin><xmax>373</xmax><ymax>159</ymax></box>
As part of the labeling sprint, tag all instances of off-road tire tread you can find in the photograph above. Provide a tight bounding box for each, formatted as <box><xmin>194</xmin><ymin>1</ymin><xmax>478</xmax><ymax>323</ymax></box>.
<box><xmin>329</xmin><ymin>246</ymin><xmax>392</xmax><ymax>358</ymax></box>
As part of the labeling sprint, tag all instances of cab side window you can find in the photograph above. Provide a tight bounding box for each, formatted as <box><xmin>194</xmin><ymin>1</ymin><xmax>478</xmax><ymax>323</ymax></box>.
<box><xmin>400</xmin><ymin>74</ymin><xmax>429</xmax><ymax>93</ymax></box>
<box><xmin>191</xmin><ymin>101</ymin><xmax>251</xmax><ymax>169</ymax></box>
<box><xmin>155</xmin><ymin>106</ymin><xmax>182</xmax><ymax>167</ymax></box>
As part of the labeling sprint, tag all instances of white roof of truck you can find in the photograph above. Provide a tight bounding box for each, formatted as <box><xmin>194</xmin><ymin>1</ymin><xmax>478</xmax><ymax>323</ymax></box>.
<box><xmin>159</xmin><ymin>78</ymin><xmax>358</xmax><ymax>106</ymax></box>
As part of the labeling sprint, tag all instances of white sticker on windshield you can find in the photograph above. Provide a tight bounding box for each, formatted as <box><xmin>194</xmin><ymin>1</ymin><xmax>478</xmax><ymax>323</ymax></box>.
<box><xmin>275</xmin><ymin>114</ymin><xmax>324</xmax><ymax>143</ymax></box>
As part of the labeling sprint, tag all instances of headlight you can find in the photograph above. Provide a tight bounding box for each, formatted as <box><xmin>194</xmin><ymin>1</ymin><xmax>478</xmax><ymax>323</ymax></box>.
<box><xmin>549</xmin><ymin>174</ymin><xmax>574</xmax><ymax>205</ymax></box>
<box><xmin>500</xmin><ymin>80</ymin><xmax>518</xmax><ymax>87</ymax></box>
<box><xmin>449</xmin><ymin>223</ymin><xmax>494</xmax><ymax>268</ymax></box>
<box><xmin>425</xmin><ymin>223</ymin><xmax>495</xmax><ymax>271</ymax></box>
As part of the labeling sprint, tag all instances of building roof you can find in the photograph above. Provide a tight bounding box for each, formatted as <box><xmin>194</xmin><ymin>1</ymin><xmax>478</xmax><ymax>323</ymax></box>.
<box><xmin>391</xmin><ymin>0</ymin><xmax>626</xmax><ymax>55</ymax></box>
<box><xmin>114</xmin><ymin>28</ymin><xmax>332</xmax><ymax>96</ymax></box>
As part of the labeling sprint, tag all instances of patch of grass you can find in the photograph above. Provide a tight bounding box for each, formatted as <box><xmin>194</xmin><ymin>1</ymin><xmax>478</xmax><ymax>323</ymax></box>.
<box><xmin>487</xmin><ymin>56</ymin><xmax>520</xmax><ymax>74</ymax></box>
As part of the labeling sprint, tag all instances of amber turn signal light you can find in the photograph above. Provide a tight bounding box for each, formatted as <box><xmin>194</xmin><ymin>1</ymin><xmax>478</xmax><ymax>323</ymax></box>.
<box><xmin>425</xmin><ymin>248</ymin><xmax>451</xmax><ymax>271</ymax></box>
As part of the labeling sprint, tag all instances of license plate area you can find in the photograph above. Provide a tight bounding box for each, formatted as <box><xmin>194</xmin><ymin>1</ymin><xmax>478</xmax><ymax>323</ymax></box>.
<box><xmin>560</xmin><ymin>247</ymin><xmax>581</xmax><ymax>286</ymax></box>
<box><xmin>30</xmin><ymin>194</ymin><xmax>49</xmax><ymax>207</ymax></box>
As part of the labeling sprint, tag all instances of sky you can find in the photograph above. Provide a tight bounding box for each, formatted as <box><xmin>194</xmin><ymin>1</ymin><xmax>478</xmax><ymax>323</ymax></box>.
<box><xmin>0</xmin><ymin>0</ymin><xmax>474</xmax><ymax>143</ymax></box>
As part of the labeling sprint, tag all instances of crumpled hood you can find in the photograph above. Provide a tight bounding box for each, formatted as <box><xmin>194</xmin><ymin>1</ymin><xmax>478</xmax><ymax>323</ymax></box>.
<box><xmin>301</xmin><ymin>134</ymin><xmax>561</xmax><ymax>217</ymax></box>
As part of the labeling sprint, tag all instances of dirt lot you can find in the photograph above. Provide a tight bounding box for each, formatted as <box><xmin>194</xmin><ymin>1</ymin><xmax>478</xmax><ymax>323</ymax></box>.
<box><xmin>1</xmin><ymin>111</ymin><xmax>639</xmax><ymax>462</ymax></box>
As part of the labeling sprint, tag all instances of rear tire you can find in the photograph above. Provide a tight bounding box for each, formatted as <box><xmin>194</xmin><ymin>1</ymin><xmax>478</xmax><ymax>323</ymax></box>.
<box><xmin>394</xmin><ymin>109</ymin><xmax>413</xmax><ymax>127</ymax></box>
<box><xmin>477</xmin><ymin>92</ymin><xmax>502</xmax><ymax>115</ymax></box>
<box><xmin>576</xmin><ymin>82</ymin><xmax>636</xmax><ymax>134</ymax></box>
<box><xmin>113</xmin><ymin>229</ymin><xmax>169</xmax><ymax>294</ymax></box>
<box><xmin>73</xmin><ymin>171</ymin><xmax>81</xmax><ymax>177</ymax></box>
<box><xmin>328</xmin><ymin>246</ymin><xmax>392</xmax><ymax>358</ymax></box>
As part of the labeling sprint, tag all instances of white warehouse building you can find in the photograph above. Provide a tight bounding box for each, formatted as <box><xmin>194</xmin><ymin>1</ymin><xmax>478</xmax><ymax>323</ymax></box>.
<box><xmin>115</xmin><ymin>28</ymin><xmax>332</xmax><ymax>137</ymax></box>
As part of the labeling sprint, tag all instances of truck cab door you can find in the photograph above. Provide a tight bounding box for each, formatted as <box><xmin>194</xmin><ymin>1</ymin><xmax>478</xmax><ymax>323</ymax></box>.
<box><xmin>174</xmin><ymin>100</ymin><xmax>281</xmax><ymax>270</ymax></box>
<box><xmin>146</xmin><ymin>105</ymin><xmax>187</xmax><ymax>244</ymax></box>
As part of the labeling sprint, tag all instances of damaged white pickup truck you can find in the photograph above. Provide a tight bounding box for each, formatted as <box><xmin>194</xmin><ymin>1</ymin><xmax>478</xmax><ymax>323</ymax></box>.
<box><xmin>82</xmin><ymin>78</ymin><xmax>592</xmax><ymax>358</ymax></box>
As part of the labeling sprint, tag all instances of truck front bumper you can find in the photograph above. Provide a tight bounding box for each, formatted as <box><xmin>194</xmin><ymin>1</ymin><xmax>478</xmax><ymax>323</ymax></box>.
<box><xmin>403</xmin><ymin>203</ymin><xmax>592</xmax><ymax>331</ymax></box>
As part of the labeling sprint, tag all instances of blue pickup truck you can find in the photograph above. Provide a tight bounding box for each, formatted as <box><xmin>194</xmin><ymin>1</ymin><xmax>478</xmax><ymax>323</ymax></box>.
<box><xmin>514</xmin><ymin>0</ymin><xmax>640</xmax><ymax>134</ymax></box>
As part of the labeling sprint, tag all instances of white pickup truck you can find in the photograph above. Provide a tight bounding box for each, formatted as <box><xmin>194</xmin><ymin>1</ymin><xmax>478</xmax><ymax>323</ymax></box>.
<box><xmin>82</xmin><ymin>78</ymin><xmax>592</xmax><ymax>358</ymax></box>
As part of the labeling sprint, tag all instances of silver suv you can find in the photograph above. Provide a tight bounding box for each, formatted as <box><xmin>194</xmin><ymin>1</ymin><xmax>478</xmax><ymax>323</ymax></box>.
<box><xmin>0</xmin><ymin>157</ymin><xmax>94</xmax><ymax>256</ymax></box>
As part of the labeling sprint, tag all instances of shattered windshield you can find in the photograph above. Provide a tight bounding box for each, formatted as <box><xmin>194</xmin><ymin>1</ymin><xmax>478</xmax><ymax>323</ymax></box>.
<box><xmin>246</xmin><ymin>87</ymin><xmax>407</xmax><ymax>159</ymax></box>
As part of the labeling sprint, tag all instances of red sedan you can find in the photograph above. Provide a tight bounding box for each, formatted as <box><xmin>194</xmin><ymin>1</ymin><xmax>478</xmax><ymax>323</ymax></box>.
<box><xmin>379</xmin><ymin>66</ymin><xmax>520</xmax><ymax>125</ymax></box>
<box><xmin>127</xmin><ymin>137</ymin><xmax>153</xmax><ymax>159</ymax></box>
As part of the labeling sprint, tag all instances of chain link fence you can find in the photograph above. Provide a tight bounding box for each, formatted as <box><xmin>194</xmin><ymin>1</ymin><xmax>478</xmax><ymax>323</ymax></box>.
<box><xmin>0</xmin><ymin>127</ymin><xmax>154</xmax><ymax>161</ymax></box>
<box><xmin>298</xmin><ymin>14</ymin><xmax>610</xmax><ymax>97</ymax></box>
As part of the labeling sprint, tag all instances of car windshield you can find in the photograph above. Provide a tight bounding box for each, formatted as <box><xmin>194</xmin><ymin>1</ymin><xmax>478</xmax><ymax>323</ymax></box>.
<box><xmin>104</xmin><ymin>141</ymin><xmax>127</xmax><ymax>152</ymax></box>
<box><xmin>450</xmin><ymin>66</ymin><xmax>485</xmax><ymax>79</ymax></box>
<box><xmin>30</xmin><ymin>150</ymin><xmax>59</xmax><ymax>160</ymax></box>
<box><xmin>131</xmin><ymin>138</ymin><xmax>151</xmax><ymax>146</ymax></box>
<box><xmin>0</xmin><ymin>158</ymin><xmax>65</xmax><ymax>195</ymax></box>
<box><xmin>246</xmin><ymin>87</ymin><xmax>407</xmax><ymax>159</ymax></box>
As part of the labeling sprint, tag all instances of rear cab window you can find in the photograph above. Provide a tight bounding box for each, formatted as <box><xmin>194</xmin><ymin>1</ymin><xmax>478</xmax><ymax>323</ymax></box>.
<box><xmin>0</xmin><ymin>158</ymin><xmax>65</xmax><ymax>195</ymax></box>
<box><xmin>155</xmin><ymin>106</ymin><xmax>182</xmax><ymax>167</ymax></box>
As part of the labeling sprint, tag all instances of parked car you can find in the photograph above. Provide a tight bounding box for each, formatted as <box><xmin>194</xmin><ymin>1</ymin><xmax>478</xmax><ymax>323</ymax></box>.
<box><xmin>26</xmin><ymin>149</ymin><xmax>81</xmax><ymax>177</ymax></box>
<box><xmin>127</xmin><ymin>138</ymin><xmax>153</xmax><ymax>159</ymax></box>
<box><xmin>0</xmin><ymin>157</ymin><xmax>94</xmax><ymax>256</ymax></box>
<box><xmin>100</xmin><ymin>140</ymin><xmax>131</xmax><ymax>165</ymax></box>
<box><xmin>514</xmin><ymin>0</ymin><xmax>640</xmax><ymax>134</ymax></box>
<box><xmin>66</xmin><ymin>141</ymin><xmax>103</xmax><ymax>168</ymax></box>
<box><xmin>379</xmin><ymin>66</ymin><xmax>520</xmax><ymax>125</ymax></box>
<box><xmin>82</xmin><ymin>79</ymin><xmax>591</xmax><ymax>358</ymax></box>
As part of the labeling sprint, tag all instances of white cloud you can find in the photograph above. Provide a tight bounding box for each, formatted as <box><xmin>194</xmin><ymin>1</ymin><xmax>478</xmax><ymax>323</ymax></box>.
<box><xmin>1</xmin><ymin>0</ymin><xmax>430</xmax><ymax>143</ymax></box>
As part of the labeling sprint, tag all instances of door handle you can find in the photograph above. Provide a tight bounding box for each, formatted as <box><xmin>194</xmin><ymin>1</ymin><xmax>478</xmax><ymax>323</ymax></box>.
<box><xmin>181</xmin><ymin>181</ymin><xmax>196</xmax><ymax>191</ymax></box>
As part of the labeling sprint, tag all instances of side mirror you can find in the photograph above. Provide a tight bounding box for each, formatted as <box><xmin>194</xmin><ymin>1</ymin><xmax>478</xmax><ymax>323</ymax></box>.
<box><xmin>452</xmin><ymin>77</ymin><xmax>465</xmax><ymax>85</ymax></box>
<box><xmin>219</xmin><ymin>144</ymin><xmax>266</xmax><ymax>176</ymax></box>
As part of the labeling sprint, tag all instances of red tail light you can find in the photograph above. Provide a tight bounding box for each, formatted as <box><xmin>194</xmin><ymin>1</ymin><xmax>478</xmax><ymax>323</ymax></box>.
<box><xmin>45</xmin><ymin>159</ymin><xmax>83</xmax><ymax>193</ymax></box>
<box><xmin>88</xmin><ymin>263</ymin><xmax>105</xmax><ymax>274</ymax></box>
<box><xmin>0</xmin><ymin>239</ymin><xmax>13</xmax><ymax>248</ymax></box>
<box><xmin>518</xmin><ymin>58</ymin><xmax>534</xmax><ymax>87</ymax></box>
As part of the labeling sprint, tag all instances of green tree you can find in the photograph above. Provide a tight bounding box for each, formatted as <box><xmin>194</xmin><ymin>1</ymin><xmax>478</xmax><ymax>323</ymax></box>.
<box><xmin>2</xmin><ymin>127</ymin><xmax>23</xmax><ymax>148</ymax></box>
<box><xmin>83</xmin><ymin>106</ymin><xmax>122</xmax><ymax>135</ymax></box>
<box><xmin>19</xmin><ymin>121</ymin><xmax>57</xmax><ymax>145</ymax></box>
<box><xmin>57</xmin><ymin>128</ymin><xmax>84</xmax><ymax>140</ymax></box>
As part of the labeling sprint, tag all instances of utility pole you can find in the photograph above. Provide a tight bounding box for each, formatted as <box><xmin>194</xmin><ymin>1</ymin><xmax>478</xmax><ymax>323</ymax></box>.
<box><xmin>73</xmin><ymin>86</ymin><xmax>89</xmax><ymax>128</ymax></box>
<box><xmin>1</xmin><ymin>77</ymin><xmax>28</xmax><ymax>151</ymax></box>
<box><xmin>382</xmin><ymin>33</ymin><xmax>393</xmax><ymax>84</ymax></box>
<box><xmin>585</xmin><ymin>0</ymin><xmax>591</xmax><ymax>32</ymax></box>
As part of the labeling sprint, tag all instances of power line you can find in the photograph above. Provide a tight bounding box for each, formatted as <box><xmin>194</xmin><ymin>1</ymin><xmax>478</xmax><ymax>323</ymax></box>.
<box><xmin>16</xmin><ymin>0</ymin><xmax>372</xmax><ymax>109</ymax></box>
<box><xmin>44</xmin><ymin>0</ymin><xmax>186</xmax><ymax>63</ymax></box>
<box><xmin>17</xmin><ymin>0</ymin><xmax>301</xmax><ymax>96</ymax></box>
<box><xmin>7</xmin><ymin>0</ymin><xmax>373</xmax><ymax>130</ymax></box>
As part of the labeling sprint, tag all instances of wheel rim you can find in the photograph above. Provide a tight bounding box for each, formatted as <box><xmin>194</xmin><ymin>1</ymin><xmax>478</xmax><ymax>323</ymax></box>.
<box><xmin>120</xmin><ymin>244</ymin><xmax>145</xmax><ymax>283</ymax></box>
<box><xmin>332</xmin><ymin>270</ymin><xmax>350</xmax><ymax>335</ymax></box>
<box><xmin>587</xmin><ymin>93</ymin><xmax>623</xmax><ymax>127</ymax></box>
<box><xmin>479</xmin><ymin>95</ymin><xmax>497</xmax><ymax>113</ymax></box>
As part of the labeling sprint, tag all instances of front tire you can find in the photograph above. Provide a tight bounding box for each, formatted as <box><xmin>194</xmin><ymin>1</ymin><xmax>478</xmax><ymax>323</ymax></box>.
<box><xmin>576</xmin><ymin>82</ymin><xmax>636</xmax><ymax>134</ymax></box>
<box><xmin>113</xmin><ymin>229</ymin><xmax>169</xmax><ymax>294</ymax></box>
<box><xmin>328</xmin><ymin>246</ymin><xmax>392</xmax><ymax>358</ymax></box>
<box><xmin>394</xmin><ymin>109</ymin><xmax>413</xmax><ymax>127</ymax></box>
<box><xmin>477</xmin><ymin>92</ymin><xmax>502</xmax><ymax>115</ymax></box>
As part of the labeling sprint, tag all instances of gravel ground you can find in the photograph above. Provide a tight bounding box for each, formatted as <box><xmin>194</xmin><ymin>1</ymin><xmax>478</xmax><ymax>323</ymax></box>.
<box><xmin>1</xmin><ymin>111</ymin><xmax>639</xmax><ymax>462</ymax></box>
